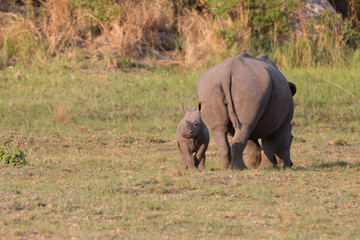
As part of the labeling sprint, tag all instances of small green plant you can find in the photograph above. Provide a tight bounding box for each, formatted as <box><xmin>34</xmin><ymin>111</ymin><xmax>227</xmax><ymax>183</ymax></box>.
<box><xmin>0</xmin><ymin>139</ymin><xmax>28</xmax><ymax>166</ymax></box>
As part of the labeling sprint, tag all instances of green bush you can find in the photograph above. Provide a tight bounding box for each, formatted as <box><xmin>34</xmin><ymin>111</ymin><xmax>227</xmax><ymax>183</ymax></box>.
<box><xmin>0</xmin><ymin>0</ymin><xmax>359</xmax><ymax>68</ymax></box>
<box><xmin>0</xmin><ymin>139</ymin><xmax>28</xmax><ymax>166</ymax></box>
<box><xmin>249</xmin><ymin>0</ymin><xmax>293</xmax><ymax>44</ymax></box>
<box><xmin>69</xmin><ymin>0</ymin><xmax>125</xmax><ymax>24</ymax></box>
<box><xmin>2</xmin><ymin>24</ymin><xmax>38</xmax><ymax>64</ymax></box>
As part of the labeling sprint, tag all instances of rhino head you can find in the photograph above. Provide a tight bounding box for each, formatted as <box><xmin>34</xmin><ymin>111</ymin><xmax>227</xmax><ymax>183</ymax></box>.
<box><xmin>179</xmin><ymin>102</ymin><xmax>202</xmax><ymax>139</ymax></box>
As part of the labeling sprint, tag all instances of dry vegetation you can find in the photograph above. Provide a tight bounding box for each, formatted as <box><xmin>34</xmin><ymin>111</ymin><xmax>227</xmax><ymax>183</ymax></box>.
<box><xmin>0</xmin><ymin>0</ymin><xmax>359</xmax><ymax>68</ymax></box>
<box><xmin>1</xmin><ymin>2</ymin><xmax>360</xmax><ymax>238</ymax></box>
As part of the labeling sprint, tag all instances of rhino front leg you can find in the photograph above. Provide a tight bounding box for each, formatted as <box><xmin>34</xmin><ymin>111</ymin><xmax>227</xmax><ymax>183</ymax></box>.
<box><xmin>212</xmin><ymin>130</ymin><xmax>231</xmax><ymax>169</ymax></box>
<box><xmin>178</xmin><ymin>143</ymin><xmax>196</xmax><ymax>170</ymax></box>
<box><xmin>246</xmin><ymin>139</ymin><xmax>261</xmax><ymax>168</ymax></box>
<box><xmin>195</xmin><ymin>144</ymin><xmax>208</xmax><ymax>170</ymax></box>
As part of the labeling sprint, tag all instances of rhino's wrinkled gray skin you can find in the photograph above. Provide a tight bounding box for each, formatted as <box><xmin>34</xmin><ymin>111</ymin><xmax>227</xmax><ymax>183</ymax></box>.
<box><xmin>176</xmin><ymin>102</ymin><xmax>210</xmax><ymax>170</ymax></box>
<box><xmin>197</xmin><ymin>53</ymin><xmax>295</xmax><ymax>170</ymax></box>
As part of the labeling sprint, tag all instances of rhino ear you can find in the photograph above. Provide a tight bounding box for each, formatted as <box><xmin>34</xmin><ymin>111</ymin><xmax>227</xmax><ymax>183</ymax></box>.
<box><xmin>198</xmin><ymin>102</ymin><xmax>203</xmax><ymax>112</ymax></box>
<box><xmin>179</xmin><ymin>102</ymin><xmax>189</xmax><ymax>113</ymax></box>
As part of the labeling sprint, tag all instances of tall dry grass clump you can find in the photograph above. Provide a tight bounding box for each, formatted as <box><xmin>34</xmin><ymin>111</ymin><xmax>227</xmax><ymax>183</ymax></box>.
<box><xmin>179</xmin><ymin>10</ymin><xmax>224</xmax><ymax>64</ymax></box>
<box><xmin>0</xmin><ymin>14</ymin><xmax>38</xmax><ymax>64</ymax></box>
<box><xmin>178</xmin><ymin>1</ymin><xmax>254</xmax><ymax>64</ymax></box>
<box><xmin>0</xmin><ymin>0</ymin><xmax>83</xmax><ymax>64</ymax></box>
<box><xmin>0</xmin><ymin>0</ymin><xmax>359</xmax><ymax>68</ymax></box>
<box><xmin>96</xmin><ymin>0</ymin><xmax>175</xmax><ymax>59</ymax></box>
<box><xmin>40</xmin><ymin>0</ymin><xmax>76</xmax><ymax>56</ymax></box>
<box><xmin>215</xmin><ymin>1</ymin><xmax>252</xmax><ymax>54</ymax></box>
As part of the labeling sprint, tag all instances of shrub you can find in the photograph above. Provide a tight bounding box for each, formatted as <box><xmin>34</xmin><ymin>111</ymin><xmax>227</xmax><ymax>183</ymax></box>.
<box><xmin>0</xmin><ymin>139</ymin><xmax>28</xmax><ymax>166</ymax></box>
<box><xmin>0</xmin><ymin>0</ymin><xmax>359</xmax><ymax>68</ymax></box>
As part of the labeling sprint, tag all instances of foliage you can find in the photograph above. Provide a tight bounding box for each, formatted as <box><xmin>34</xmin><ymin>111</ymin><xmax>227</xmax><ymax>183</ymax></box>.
<box><xmin>69</xmin><ymin>0</ymin><xmax>125</xmax><ymax>24</ymax></box>
<box><xmin>205</xmin><ymin>0</ymin><xmax>294</xmax><ymax>51</ymax></box>
<box><xmin>0</xmin><ymin>139</ymin><xmax>28</xmax><ymax>166</ymax></box>
<box><xmin>249</xmin><ymin>0</ymin><xmax>293</xmax><ymax>44</ymax></box>
<box><xmin>332</xmin><ymin>0</ymin><xmax>360</xmax><ymax>24</ymax></box>
<box><xmin>203</xmin><ymin>0</ymin><xmax>239</xmax><ymax>19</ymax></box>
<box><xmin>0</xmin><ymin>0</ymin><xmax>360</xmax><ymax>68</ymax></box>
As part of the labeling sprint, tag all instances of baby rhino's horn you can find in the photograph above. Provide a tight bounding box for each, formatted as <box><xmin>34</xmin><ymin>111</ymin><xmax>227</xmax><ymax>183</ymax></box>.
<box><xmin>179</xmin><ymin>102</ymin><xmax>189</xmax><ymax>113</ymax></box>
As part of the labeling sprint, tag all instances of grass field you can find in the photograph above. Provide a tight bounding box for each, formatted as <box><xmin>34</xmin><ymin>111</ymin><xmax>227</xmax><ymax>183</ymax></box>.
<box><xmin>0</xmin><ymin>62</ymin><xmax>360</xmax><ymax>239</ymax></box>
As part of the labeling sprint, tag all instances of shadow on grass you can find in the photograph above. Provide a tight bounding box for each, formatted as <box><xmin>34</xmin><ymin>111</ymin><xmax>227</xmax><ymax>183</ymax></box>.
<box><xmin>292</xmin><ymin>161</ymin><xmax>360</xmax><ymax>171</ymax></box>
<box><xmin>312</xmin><ymin>161</ymin><xmax>360</xmax><ymax>168</ymax></box>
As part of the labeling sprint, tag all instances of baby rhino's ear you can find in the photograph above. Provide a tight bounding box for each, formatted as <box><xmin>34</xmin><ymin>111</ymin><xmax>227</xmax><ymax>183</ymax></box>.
<box><xmin>179</xmin><ymin>102</ymin><xmax>189</xmax><ymax>113</ymax></box>
<box><xmin>198</xmin><ymin>102</ymin><xmax>203</xmax><ymax>112</ymax></box>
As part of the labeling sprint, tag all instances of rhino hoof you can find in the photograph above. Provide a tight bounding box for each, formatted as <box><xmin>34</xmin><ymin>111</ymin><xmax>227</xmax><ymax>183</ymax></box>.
<box><xmin>230</xmin><ymin>164</ymin><xmax>247</xmax><ymax>170</ymax></box>
<box><xmin>284</xmin><ymin>162</ymin><xmax>293</xmax><ymax>169</ymax></box>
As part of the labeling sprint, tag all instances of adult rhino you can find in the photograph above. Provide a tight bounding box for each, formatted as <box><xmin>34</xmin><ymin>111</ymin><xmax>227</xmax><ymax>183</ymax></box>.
<box><xmin>197</xmin><ymin>53</ymin><xmax>295</xmax><ymax>170</ymax></box>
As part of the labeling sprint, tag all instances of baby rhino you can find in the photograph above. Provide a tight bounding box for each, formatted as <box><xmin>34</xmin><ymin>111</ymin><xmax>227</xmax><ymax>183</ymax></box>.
<box><xmin>176</xmin><ymin>102</ymin><xmax>209</xmax><ymax>170</ymax></box>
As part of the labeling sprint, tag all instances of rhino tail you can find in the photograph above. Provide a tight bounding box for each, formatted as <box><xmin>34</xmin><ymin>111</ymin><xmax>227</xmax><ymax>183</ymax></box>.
<box><xmin>288</xmin><ymin>82</ymin><xmax>296</xmax><ymax>96</ymax></box>
<box><xmin>222</xmin><ymin>74</ymin><xmax>241</xmax><ymax>129</ymax></box>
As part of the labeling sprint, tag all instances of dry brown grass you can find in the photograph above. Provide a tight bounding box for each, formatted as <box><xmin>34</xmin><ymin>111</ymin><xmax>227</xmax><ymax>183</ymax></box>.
<box><xmin>96</xmin><ymin>0</ymin><xmax>175</xmax><ymax>59</ymax></box>
<box><xmin>0</xmin><ymin>0</ymin><xmax>78</xmax><ymax>62</ymax></box>
<box><xmin>179</xmin><ymin>9</ymin><xmax>224</xmax><ymax>64</ymax></box>
<box><xmin>0</xmin><ymin>0</ymin><xmax>359</xmax><ymax>67</ymax></box>
<box><xmin>0</xmin><ymin>14</ymin><xmax>39</xmax><ymax>62</ymax></box>
<box><xmin>54</xmin><ymin>103</ymin><xmax>69</xmax><ymax>125</ymax></box>
<box><xmin>0</xmin><ymin>0</ymin><xmax>94</xmax><ymax>63</ymax></box>
<box><xmin>0</xmin><ymin>0</ymin><xmax>226</xmax><ymax>65</ymax></box>
<box><xmin>348</xmin><ymin>0</ymin><xmax>360</xmax><ymax>29</ymax></box>
<box><xmin>40</xmin><ymin>0</ymin><xmax>76</xmax><ymax>55</ymax></box>
<box><xmin>0</xmin><ymin>12</ymin><xmax>17</xmax><ymax>51</ymax></box>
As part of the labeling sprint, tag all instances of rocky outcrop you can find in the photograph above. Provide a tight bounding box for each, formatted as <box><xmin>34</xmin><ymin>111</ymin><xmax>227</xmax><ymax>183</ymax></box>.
<box><xmin>291</xmin><ymin>0</ymin><xmax>342</xmax><ymax>37</ymax></box>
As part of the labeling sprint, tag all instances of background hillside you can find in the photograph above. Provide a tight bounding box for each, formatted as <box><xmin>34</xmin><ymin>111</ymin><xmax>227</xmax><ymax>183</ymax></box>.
<box><xmin>0</xmin><ymin>0</ymin><xmax>360</xmax><ymax>69</ymax></box>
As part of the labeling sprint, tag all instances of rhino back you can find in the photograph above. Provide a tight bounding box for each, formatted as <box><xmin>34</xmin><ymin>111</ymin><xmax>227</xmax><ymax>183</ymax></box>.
<box><xmin>233</xmin><ymin>54</ymin><xmax>294</xmax><ymax>138</ymax></box>
<box><xmin>197</xmin><ymin>58</ymin><xmax>233</xmax><ymax>131</ymax></box>
<box><xmin>228</xmin><ymin>55</ymin><xmax>273</xmax><ymax>130</ymax></box>
<box><xmin>197</xmin><ymin>53</ymin><xmax>294</xmax><ymax>138</ymax></box>
<box><xmin>249</xmin><ymin>59</ymin><xmax>294</xmax><ymax>139</ymax></box>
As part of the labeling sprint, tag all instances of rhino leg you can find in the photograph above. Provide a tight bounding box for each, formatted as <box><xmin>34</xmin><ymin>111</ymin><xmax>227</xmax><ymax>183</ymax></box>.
<box><xmin>212</xmin><ymin>130</ymin><xmax>231</xmax><ymax>169</ymax></box>
<box><xmin>196</xmin><ymin>156</ymin><xmax>206</xmax><ymax>170</ymax></box>
<box><xmin>230</xmin><ymin>128</ymin><xmax>248</xmax><ymax>170</ymax></box>
<box><xmin>180</xmin><ymin>152</ymin><xmax>188</xmax><ymax>170</ymax></box>
<box><xmin>178</xmin><ymin>143</ymin><xmax>196</xmax><ymax>170</ymax></box>
<box><xmin>259</xmin><ymin>123</ymin><xmax>293</xmax><ymax>169</ymax></box>
<box><xmin>246</xmin><ymin>139</ymin><xmax>261</xmax><ymax>168</ymax></box>
<box><xmin>275</xmin><ymin>128</ymin><xmax>293</xmax><ymax>168</ymax></box>
<box><xmin>275</xmin><ymin>154</ymin><xmax>283</xmax><ymax>167</ymax></box>
<box><xmin>259</xmin><ymin>141</ymin><xmax>277</xmax><ymax>169</ymax></box>
<box><xmin>259</xmin><ymin>132</ymin><xmax>279</xmax><ymax>169</ymax></box>
<box><xmin>195</xmin><ymin>144</ymin><xmax>208</xmax><ymax>170</ymax></box>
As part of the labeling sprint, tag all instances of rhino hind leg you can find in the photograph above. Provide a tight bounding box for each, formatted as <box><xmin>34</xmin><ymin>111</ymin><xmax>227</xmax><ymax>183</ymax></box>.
<box><xmin>212</xmin><ymin>130</ymin><xmax>231</xmax><ymax>169</ymax></box>
<box><xmin>259</xmin><ymin>143</ymin><xmax>277</xmax><ymax>169</ymax></box>
<box><xmin>259</xmin><ymin>134</ymin><xmax>280</xmax><ymax>169</ymax></box>
<box><xmin>229</xmin><ymin>128</ymin><xmax>249</xmax><ymax>170</ymax></box>
<box><xmin>259</xmin><ymin>123</ymin><xmax>293</xmax><ymax>169</ymax></box>
<box><xmin>246</xmin><ymin>139</ymin><xmax>261</xmax><ymax>168</ymax></box>
<box><xmin>196</xmin><ymin>157</ymin><xmax>206</xmax><ymax>170</ymax></box>
<box><xmin>274</xmin><ymin>131</ymin><xmax>293</xmax><ymax>168</ymax></box>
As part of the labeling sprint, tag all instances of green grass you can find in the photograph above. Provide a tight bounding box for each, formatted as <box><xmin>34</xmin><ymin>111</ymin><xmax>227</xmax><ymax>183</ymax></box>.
<box><xmin>0</xmin><ymin>63</ymin><xmax>360</xmax><ymax>239</ymax></box>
